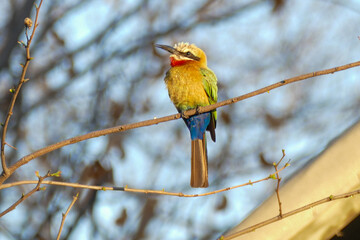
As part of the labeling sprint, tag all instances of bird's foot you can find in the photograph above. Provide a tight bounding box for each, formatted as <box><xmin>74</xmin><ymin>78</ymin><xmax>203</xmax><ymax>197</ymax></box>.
<box><xmin>181</xmin><ymin>111</ymin><xmax>189</xmax><ymax>119</ymax></box>
<box><xmin>195</xmin><ymin>106</ymin><xmax>201</xmax><ymax>114</ymax></box>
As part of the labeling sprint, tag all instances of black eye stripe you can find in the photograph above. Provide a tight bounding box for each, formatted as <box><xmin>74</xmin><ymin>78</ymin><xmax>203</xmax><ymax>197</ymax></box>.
<box><xmin>180</xmin><ymin>51</ymin><xmax>200</xmax><ymax>61</ymax></box>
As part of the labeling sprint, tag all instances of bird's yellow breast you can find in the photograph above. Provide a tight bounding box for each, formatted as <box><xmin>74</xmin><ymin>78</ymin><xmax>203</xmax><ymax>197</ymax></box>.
<box><xmin>165</xmin><ymin>63</ymin><xmax>209</xmax><ymax>111</ymax></box>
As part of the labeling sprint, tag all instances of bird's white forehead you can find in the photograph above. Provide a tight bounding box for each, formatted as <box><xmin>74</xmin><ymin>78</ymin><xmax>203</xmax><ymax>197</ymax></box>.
<box><xmin>173</xmin><ymin>42</ymin><xmax>196</xmax><ymax>52</ymax></box>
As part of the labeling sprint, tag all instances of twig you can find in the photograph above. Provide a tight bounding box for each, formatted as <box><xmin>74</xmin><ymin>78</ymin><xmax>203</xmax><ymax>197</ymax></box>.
<box><xmin>0</xmin><ymin>170</ymin><xmax>50</xmax><ymax>218</ymax></box>
<box><xmin>1</xmin><ymin>60</ymin><xmax>359</xmax><ymax>184</ymax></box>
<box><xmin>220</xmin><ymin>188</ymin><xmax>360</xmax><ymax>239</ymax></box>
<box><xmin>273</xmin><ymin>149</ymin><xmax>287</xmax><ymax>217</ymax></box>
<box><xmin>5</xmin><ymin>142</ymin><xmax>17</xmax><ymax>150</ymax></box>
<box><xmin>0</xmin><ymin>0</ymin><xmax>44</xmax><ymax>178</ymax></box>
<box><xmin>56</xmin><ymin>193</ymin><xmax>79</xmax><ymax>240</ymax></box>
<box><xmin>0</xmin><ymin>164</ymin><xmax>289</xmax><ymax>197</ymax></box>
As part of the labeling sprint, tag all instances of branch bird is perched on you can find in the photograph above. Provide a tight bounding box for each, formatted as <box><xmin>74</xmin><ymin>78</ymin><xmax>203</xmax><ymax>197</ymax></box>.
<box><xmin>156</xmin><ymin>42</ymin><xmax>218</xmax><ymax>188</ymax></box>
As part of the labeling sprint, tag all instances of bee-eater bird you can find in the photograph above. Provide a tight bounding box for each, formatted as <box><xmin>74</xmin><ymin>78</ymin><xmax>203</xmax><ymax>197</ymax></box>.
<box><xmin>155</xmin><ymin>42</ymin><xmax>218</xmax><ymax>188</ymax></box>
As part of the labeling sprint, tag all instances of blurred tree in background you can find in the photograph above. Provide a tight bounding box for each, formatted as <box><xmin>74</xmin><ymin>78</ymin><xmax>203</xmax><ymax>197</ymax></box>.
<box><xmin>0</xmin><ymin>0</ymin><xmax>360</xmax><ymax>239</ymax></box>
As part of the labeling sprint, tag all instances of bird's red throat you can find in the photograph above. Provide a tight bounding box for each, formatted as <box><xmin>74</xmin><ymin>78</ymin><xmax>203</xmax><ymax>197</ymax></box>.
<box><xmin>170</xmin><ymin>57</ymin><xmax>190</xmax><ymax>67</ymax></box>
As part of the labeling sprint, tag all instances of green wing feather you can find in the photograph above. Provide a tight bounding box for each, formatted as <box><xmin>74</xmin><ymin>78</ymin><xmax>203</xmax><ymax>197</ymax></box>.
<box><xmin>200</xmin><ymin>68</ymin><xmax>218</xmax><ymax>142</ymax></box>
<box><xmin>200</xmin><ymin>68</ymin><xmax>218</xmax><ymax>104</ymax></box>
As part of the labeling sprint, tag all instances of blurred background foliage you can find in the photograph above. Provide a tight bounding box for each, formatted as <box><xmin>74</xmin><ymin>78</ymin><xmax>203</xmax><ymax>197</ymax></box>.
<box><xmin>1</xmin><ymin>0</ymin><xmax>360</xmax><ymax>239</ymax></box>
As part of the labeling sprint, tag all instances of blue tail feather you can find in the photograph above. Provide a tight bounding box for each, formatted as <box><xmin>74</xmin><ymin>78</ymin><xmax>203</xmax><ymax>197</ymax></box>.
<box><xmin>184</xmin><ymin>113</ymin><xmax>211</xmax><ymax>140</ymax></box>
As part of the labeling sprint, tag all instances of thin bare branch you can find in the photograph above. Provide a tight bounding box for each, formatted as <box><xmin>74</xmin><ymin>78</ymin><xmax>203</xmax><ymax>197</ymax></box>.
<box><xmin>0</xmin><ymin>164</ymin><xmax>289</xmax><ymax>197</ymax></box>
<box><xmin>273</xmin><ymin>149</ymin><xmax>287</xmax><ymax>217</ymax></box>
<box><xmin>220</xmin><ymin>189</ymin><xmax>360</xmax><ymax>239</ymax></box>
<box><xmin>5</xmin><ymin>142</ymin><xmax>17</xmax><ymax>150</ymax></box>
<box><xmin>1</xmin><ymin>0</ymin><xmax>44</xmax><ymax>178</ymax></box>
<box><xmin>0</xmin><ymin>170</ymin><xmax>50</xmax><ymax>218</ymax></box>
<box><xmin>56</xmin><ymin>193</ymin><xmax>79</xmax><ymax>240</ymax></box>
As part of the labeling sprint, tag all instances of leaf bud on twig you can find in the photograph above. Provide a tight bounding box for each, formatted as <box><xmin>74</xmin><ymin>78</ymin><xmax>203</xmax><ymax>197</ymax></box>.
<box><xmin>24</xmin><ymin>17</ymin><xmax>33</xmax><ymax>28</ymax></box>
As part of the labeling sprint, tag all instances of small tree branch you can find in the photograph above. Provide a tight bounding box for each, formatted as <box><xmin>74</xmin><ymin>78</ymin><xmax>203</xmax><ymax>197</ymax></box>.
<box><xmin>0</xmin><ymin>170</ymin><xmax>50</xmax><ymax>218</ymax></box>
<box><xmin>56</xmin><ymin>193</ymin><xmax>79</xmax><ymax>240</ymax></box>
<box><xmin>1</xmin><ymin>0</ymin><xmax>44</xmax><ymax>178</ymax></box>
<box><xmin>0</xmin><ymin>163</ymin><xmax>289</xmax><ymax>197</ymax></box>
<box><xmin>220</xmin><ymin>189</ymin><xmax>360</xmax><ymax>239</ymax></box>
<box><xmin>273</xmin><ymin>149</ymin><xmax>287</xmax><ymax>217</ymax></box>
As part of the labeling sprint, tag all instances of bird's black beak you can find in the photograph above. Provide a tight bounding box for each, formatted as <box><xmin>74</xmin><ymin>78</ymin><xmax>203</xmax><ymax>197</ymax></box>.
<box><xmin>155</xmin><ymin>43</ymin><xmax>200</xmax><ymax>61</ymax></box>
<box><xmin>155</xmin><ymin>44</ymin><xmax>178</xmax><ymax>55</ymax></box>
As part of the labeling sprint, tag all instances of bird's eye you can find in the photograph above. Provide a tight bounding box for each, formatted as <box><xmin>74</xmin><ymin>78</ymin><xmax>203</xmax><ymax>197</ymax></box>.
<box><xmin>186</xmin><ymin>51</ymin><xmax>191</xmax><ymax>56</ymax></box>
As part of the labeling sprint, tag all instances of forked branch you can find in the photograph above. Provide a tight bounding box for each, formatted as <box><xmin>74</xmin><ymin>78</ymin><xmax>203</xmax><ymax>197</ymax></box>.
<box><xmin>0</xmin><ymin>0</ymin><xmax>44</xmax><ymax>178</ymax></box>
<box><xmin>220</xmin><ymin>188</ymin><xmax>360</xmax><ymax>239</ymax></box>
<box><xmin>0</xmin><ymin>161</ymin><xmax>289</xmax><ymax>198</ymax></box>
<box><xmin>0</xmin><ymin>170</ymin><xmax>50</xmax><ymax>218</ymax></box>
